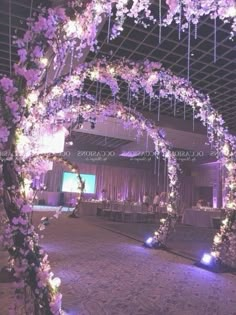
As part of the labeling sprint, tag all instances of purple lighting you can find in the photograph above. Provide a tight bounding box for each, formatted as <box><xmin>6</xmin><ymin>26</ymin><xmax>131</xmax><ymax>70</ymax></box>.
<box><xmin>201</xmin><ymin>253</ymin><xmax>213</xmax><ymax>265</ymax></box>
<box><xmin>145</xmin><ymin>237</ymin><xmax>153</xmax><ymax>245</ymax></box>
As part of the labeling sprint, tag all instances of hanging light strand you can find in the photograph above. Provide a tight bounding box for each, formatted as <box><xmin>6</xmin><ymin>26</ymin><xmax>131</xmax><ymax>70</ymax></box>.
<box><xmin>158</xmin><ymin>155</ymin><xmax>160</xmax><ymax>185</ymax></box>
<box><xmin>95</xmin><ymin>81</ymin><xmax>99</xmax><ymax>105</ymax></box>
<box><xmin>159</xmin><ymin>0</ymin><xmax>162</xmax><ymax>44</ymax></box>
<box><xmin>178</xmin><ymin>0</ymin><xmax>182</xmax><ymax>40</ymax></box>
<box><xmin>174</xmin><ymin>97</ymin><xmax>176</xmax><ymax>116</ymax></box>
<box><xmin>9</xmin><ymin>0</ymin><xmax>12</xmax><ymax>76</ymax></box>
<box><xmin>69</xmin><ymin>46</ymin><xmax>74</xmax><ymax>76</ymax></box>
<box><xmin>158</xmin><ymin>89</ymin><xmax>161</xmax><ymax>121</ymax></box>
<box><xmin>154</xmin><ymin>154</ymin><xmax>157</xmax><ymax>175</ymax></box>
<box><xmin>187</xmin><ymin>22</ymin><xmax>191</xmax><ymax>82</ymax></box>
<box><xmin>166</xmin><ymin>159</ymin><xmax>169</xmax><ymax>196</ymax></box>
<box><xmin>214</xmin><ymin>15</ymin><xmax>217</xmax><ymax>63</ymax></box>
<box><xmin>107</xmin><ymin>2</ymin><xmax>111</xmax><ymax>43</ymax></box>
<box><xmin>146</xmin><ymin>132</ymin><xmax>149</xmax><ymax>152</ymax></box>
<box><xmin>192</xmin><ymin>107</ymin><xmax>195</xmax><ymax>132</ymax></box>
<box><xmin>164</xmin><ymin>158</ymin><xmax>166</xmax><ymax>192</ymax></box>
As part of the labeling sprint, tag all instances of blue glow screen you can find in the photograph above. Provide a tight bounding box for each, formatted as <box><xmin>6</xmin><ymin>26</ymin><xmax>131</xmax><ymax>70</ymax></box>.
<box><xmin>62</xmin><ymin>172</ymin><xmax>96</xmax><ymax>193</ymax></box>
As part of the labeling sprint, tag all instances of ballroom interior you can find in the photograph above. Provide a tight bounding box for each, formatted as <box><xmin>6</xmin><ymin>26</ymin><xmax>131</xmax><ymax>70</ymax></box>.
<box><xmin>0</xmin><ymin>1</ymin><xmax>236</xmax><ymax>315</ymax></box>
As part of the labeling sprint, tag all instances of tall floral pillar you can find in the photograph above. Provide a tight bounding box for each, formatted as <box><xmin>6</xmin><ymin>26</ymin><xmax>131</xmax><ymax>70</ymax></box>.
<box><xmin>211</xmin><ymin>143</ymin><xmax>236</xmax><ymax>268</ymax></box>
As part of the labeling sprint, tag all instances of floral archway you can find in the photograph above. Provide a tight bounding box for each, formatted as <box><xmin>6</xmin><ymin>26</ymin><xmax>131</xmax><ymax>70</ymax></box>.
<box><xmin>37</xmin><ymin>57</ymin><xmax>236</xmax><ymax>269</ymax></box>
<box><xmin>2</xmin><ymin>57</ymin><xmax>236</xmax><ymax>314</ymax></box>
<box><xmin>0</xmin><ymin>152</ymin><xmax>84</xmax><ymax>314</ymax></box>
<box><xmin>0</xmin><ymin>0</ymin><xmax>236</xmax><ymax>314</ymax></box>
<box><xmin>57</xmin><ymin>99</ymin><xmax>179</xmax><ymax>239</ymax></box>
<box><xmin>22</xmin><ymin>153</ymin><xmax>85</xmax><ymax>214</ymax></box>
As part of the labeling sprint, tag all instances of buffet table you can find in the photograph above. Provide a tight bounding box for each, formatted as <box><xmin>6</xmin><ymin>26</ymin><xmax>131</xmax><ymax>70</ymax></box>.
<box><xmin>182</xmin><ymin>208</ymin><xmax>222</xmax><ymax>228</ymax></box>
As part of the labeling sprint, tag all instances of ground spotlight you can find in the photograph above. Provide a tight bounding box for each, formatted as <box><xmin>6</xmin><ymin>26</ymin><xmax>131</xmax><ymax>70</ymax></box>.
<box><xmin>195</xmin><ymin>252</ymin><xmax>229</xmax><ymax>273</ymax></box>
<box><xmin>200</xmin><ymin>253</ymin><xmax>213</xmax><ymax>266</ymax></box>
<box><xmin>145</xmin><ymin>237</ymin><xmax>153</xmax><ymax>247</ymax></box>
<box><xmin>144</xmin><ymin>237</ymin><xmax>166</xmax><ymax>249</ymax></box>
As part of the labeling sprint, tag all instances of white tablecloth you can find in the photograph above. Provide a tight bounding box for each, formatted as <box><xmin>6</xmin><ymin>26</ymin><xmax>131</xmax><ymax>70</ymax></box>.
<box><xmin>182</xmin><ymin>209</ymin><xmax>222</xmax><ymax>228</ymax></box>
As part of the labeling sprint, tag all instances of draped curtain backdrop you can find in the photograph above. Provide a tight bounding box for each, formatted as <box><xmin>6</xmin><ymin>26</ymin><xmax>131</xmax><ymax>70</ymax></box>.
<box><xmin>42</xmin><ymin>161</ymin><xmax>202</xmax><ymax>209</ymax></box>
<box><xmin>44</xmin><ymin>162</ymin><xmax>166</xmax><ymax>202</ymax></box>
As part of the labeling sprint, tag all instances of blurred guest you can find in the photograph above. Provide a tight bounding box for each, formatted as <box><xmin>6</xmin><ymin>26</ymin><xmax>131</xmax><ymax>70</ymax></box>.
<box><xmin>143</xmin><ymin>192</ymin><xmax>150</xmax><ymax>210</ymax></box>
<box><xmin>101</xmin><ymin>189</ymin><xmax>107</xmax><ymax>201</ymax></box>
<box><xmin>196</xmin><ymin>199</ymin><xmax>204</xmax><ymax>208</ymax></box>
<box><xmin>153</xmin><ymin>192</ymin><xmax>160</xmax><ymax>212</ymax></box>
<box><xmin>160</xmin><ymin>191</ymin><xmax>167</xmax><ymax>206</ymax></box>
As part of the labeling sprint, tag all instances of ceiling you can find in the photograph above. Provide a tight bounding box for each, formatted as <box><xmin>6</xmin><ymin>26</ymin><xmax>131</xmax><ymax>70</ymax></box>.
<box><xmin>85</xmin><ymin>3</ymin><xmax>236</xmax><ymax>131</ymax></box>
<box><xmin>0</xmin><ymin>0</ymin><xmax>235</xmax><ymax>135</ymax></box>
<box><xmin>65</xmin><ymin>119</ymin><xmax>215</xmax><ymax>168</ymax></box>
<box><xmin>0</xmin><ymin>0</ymin><xmax>49</xmax><ymax>74</ymax></box>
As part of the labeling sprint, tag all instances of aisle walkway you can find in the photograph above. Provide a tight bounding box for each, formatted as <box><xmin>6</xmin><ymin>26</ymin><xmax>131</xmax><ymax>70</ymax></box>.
<box><xmin>1</xmin><ymin>212</ymin><xmax>236</xmax><ymax>315</ymax></box>
<box><xmin>86</xmin><ymin>216</ymin><xmax>215</xmax><ymax>261</ymax></box>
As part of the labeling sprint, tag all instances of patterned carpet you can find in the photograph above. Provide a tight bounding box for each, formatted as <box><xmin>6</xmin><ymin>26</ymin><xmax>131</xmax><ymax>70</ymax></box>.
<box><xmin>1</xmin><ymin>212</ymin><xmax>236</xmax><ymax>315</ymax></box>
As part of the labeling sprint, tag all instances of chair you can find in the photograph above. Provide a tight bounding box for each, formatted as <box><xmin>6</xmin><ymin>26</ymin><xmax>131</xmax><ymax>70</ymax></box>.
<box><xmin>96</xmin><ymin>207</ymin><xmax>103</xmax><ymax>216</ymax></box>
<box><xmin>136</xmin><ymin>212</ymin><xmax>148</xmax><ymax>223</ymax></box>
<box><xmin>146</xmin><ymin>212</ymin><xmax>155</xmax><ymax>223</ymax></box>
<box><xmin>212</xmin><ymin>217</ymin><xmax>221</xmax><ymax>229</ymax></box>
<box><xmin>110</xmin><ymin>211</ymin><xmax>117</xmax><ymax>221</ymax></box>
<box><xmin>153</xmin><ymin>212</ymin><xmax>161</xmax><ymax>222</ymax></box>
<box><xmin>123</xmin><ymin>212</ymin><xmax>133</xmax><ymax>223</ymax></box>
<box><xmin>103</xmin><ymin>208</ymin><xmax>111</xmax><ymax>220</ymax></box>
<box><xmin>115</xmin><ymin>211</ymin><xmax>123</xmax><ymax>222</ymax></box>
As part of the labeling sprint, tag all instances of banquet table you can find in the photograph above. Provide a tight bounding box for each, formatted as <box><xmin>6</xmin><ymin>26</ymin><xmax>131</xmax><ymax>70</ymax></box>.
<box><xmin>37</xmin><ymin>191</ymin><xmax>60</xmax><ymax>206</ymax></box>
<box><xmin>110</xmin><ymin>202</ymin><xmax>143</xmax><ymax>213</ymax></box>
<box><xmin>79</xmin><ymin>201</ymin><xmax>103</xmax><ymax>216</ymax></box>
<box><xmin>182</xmin><ymin>208</ymin><xmax>222</xmax><ymax>228</ymax></box>
<box><xmin>32</xmin><ymin>203</ymin><xmax>103</xmax><ymax>216</ymax></box>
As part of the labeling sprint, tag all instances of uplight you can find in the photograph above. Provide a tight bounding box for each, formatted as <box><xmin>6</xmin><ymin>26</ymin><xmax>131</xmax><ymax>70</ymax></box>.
<box><xmin>145</xmin><ymin>237</ymin><xmax>153</xmax><ymax>245</ymax></box>
<box><xmin>200</xmin><ymin>253</ymin><xmax>213</xmax><ymax>265</ymax></box>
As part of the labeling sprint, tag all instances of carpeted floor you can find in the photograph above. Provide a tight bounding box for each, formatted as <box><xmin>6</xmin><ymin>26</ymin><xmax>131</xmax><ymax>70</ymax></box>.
<box><xmin>1</xmin><ymin>212</ymin><xmax>236</xmax><ymax>315</ymax></box>
<box><xmin>85</xmin><ymin>216</ymin><xmax>216</xmax><ymax>261</ymax></box>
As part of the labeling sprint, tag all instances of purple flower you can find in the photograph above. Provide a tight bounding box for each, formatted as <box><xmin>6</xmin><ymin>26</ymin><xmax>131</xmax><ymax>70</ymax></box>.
<box><xmin>23</xmin><ymin>69</ymin><xmax>40</xmax><ymax>87</ymax></box>
<box><xmin>18</xmin><ymin>48</ymin><xmax>27</xmax><ymax>63</ymax></box>
<box><xmin>0</xmin><ymin>126</ymin><xmax>10</xmax><ymax>142</ymax></box>
<box><xmin>21</xmin><ymin>204</ymin><xmax>32</xmax><ymax>213</ymax></box>
<box><xmin>32</xmin><ymin>46</ymin><xmax>43</xmax><ymax>58</ymax></box>
<box><xmin>0</xmin><ymin>77</ymin><xmax>14</xmax><ymax>92</ymax></box>
<box><xmin>33</xmin><ymin>16</ymin><xmax>48</xmax><ymax>33</ymax></box>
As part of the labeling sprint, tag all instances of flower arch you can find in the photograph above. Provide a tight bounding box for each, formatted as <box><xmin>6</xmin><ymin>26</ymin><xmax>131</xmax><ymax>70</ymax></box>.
<box><xmin>0</xmin><ymin>153</ymin><xmax>84</xmax><ymax>314</ymax></box>
<box><xmin>22</xmin><ymin>153</ymin><xmax>85</xmax><ymax>214</ymax></box>
<box><xmin>36</xmin><ymin>58</ymin><xmax>236</xmax><ymax>268</ymax></box>
<box><xmin>0</xmin><ymin>0</ymin><xmax>236</xmax><ymax>314</ymax></box>
<box><xmin>57</xmin><ymin>99</ymin><xmax>180</xmax><ymax>242</ymax></box>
